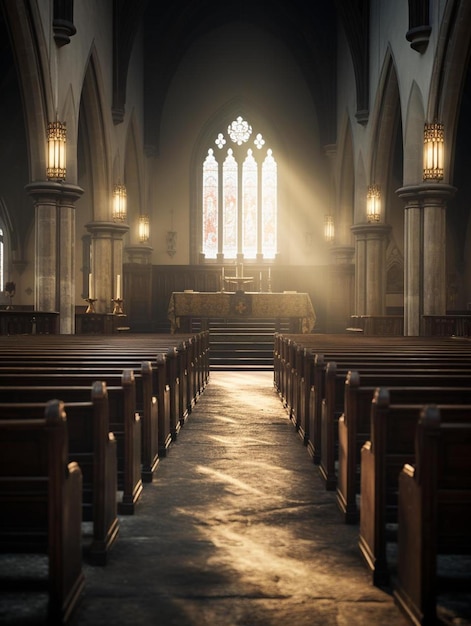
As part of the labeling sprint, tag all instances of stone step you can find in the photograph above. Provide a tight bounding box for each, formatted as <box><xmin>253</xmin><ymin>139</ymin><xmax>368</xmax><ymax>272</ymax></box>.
<box><xmin>205</xmin><ymin>318</ymin><xmax>280</xmax><ymax>371</ymax></box>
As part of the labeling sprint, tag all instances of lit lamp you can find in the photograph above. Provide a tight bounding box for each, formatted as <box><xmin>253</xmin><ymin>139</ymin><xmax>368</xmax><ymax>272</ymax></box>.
<box><xmin>423</xmin><ymin>121</ymin><xmax>444</xmax><ymax>181</ymax></box>
<box><xmin>138</xmin><ymin>214</ymin><xmax>150</xmax><ymax>243</ymax></box>
<box><xmin>366</xmin><ymin>184</ymin><xmax>381</xmax><ymax>222</ymax></box>
<box><xmin>324</xmin><ymin>215</ymin><xmax>335</xmax><ymax>242</ymax></box>
<box><xmin>46</xmin><ymin>121</ymin><xmax>66</xmax><ymax>180</ymax></box>
<box><xmin>112</xmin><ymin>183</ymin><xmax>127</xmax><ymax>222</ymax></box>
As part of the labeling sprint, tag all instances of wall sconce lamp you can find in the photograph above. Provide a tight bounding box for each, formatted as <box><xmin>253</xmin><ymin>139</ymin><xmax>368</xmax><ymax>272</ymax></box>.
<box><xmin>112</xmin><ymin>183</ymin><xmax>127</xmax><ymax>222</ymax></box>
<box><xmin>423</xmin><ymin>121</ymin><xmax>444</xmax><ymax>181</ymax></box>
<box><xmin>46</xmin><ymin>121</ymin><xmax>66</xmax><ymax>180</ymax></box>
<box><xmin>166</xmin><ymin>231</ymin><xmax>177</xmax><ymax>257</ymax></box>
<box><xmin>366</xmin><ymin>184</ymin><xmax>381</xmax><ymax>222</ymax></box>
<box><xmin>138</xmin><ymin>214</ymin><xmax>150</xmax><ymax>243</ymax></box>
<box><xmin>324</xmin><ymin>215</ymin><xmax>335</xmax><ymax>242</ymax></box>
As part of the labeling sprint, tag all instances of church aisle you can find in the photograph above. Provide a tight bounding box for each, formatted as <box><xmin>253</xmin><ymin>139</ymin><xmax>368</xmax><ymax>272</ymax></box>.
<box><xmin>1</xmin><ymin>371</ymin><xmax>409</xmax><ymax>625</ymax></box>
<box><xmin>71</xmin><ymin>370</ymin><xmax>410</xmax><ymax>626</ymax></box>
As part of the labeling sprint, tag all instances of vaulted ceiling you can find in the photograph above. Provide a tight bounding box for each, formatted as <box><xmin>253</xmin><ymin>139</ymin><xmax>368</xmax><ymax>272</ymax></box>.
<box><xmin>139</xmin><ymin>0</ymin><xmax>340</xmax><ymax>152</ymax></box>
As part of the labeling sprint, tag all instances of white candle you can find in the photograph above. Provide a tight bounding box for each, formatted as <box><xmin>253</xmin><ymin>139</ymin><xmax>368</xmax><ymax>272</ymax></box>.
<box><xmin>88</xmin><ymin>273</ymin><xmax>93</xmax><ymax>299</ymax></box>
<box><xmin>116</xmin><ymin>274</ymin><xmax>121</xmax><ymax>299</ymax></box>
<box><xmin>268</xmin><ymin>266</ymin><xmax>271</xmax><ymax>279</ymax></box>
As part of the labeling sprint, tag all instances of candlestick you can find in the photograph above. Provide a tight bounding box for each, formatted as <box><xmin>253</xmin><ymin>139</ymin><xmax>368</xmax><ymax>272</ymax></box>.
<box><xmin>112</xmin><ymin>298</ymin><xmax>123</xmax><ymax>315</ymax></box>
<box><xmin>84</xmin><ymin>297</ymin><xmax>97</xmax><ymax>314</ymax></box>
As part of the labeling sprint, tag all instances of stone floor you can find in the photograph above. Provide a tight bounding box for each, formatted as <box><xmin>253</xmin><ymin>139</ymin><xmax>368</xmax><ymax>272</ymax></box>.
<box><xmin>1</xmin><ymin>371</ymin><xmax>470</xmax><ymax>625</ymax></box>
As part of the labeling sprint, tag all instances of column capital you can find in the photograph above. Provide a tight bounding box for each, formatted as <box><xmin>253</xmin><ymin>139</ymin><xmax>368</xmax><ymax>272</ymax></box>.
<box><xmin>125</xmin><ymin>245</ymin><xmax>153</xmax><ymax>264</ymax></box>
<box><xmin>25</xmin><ymin>180</ymin><xmax>84</xmax><ymax>204</ymax></box>
<box><xmin>86</xmin><ymin>220</ymin><xmax>130</xmax><ymax>239</ymax></box>
<box><xmin>396</xmin><ymin>182</ymin><xmax>456</xmax><ymax>203</ymax></box>
<box><xmin>329</xmin><ymin>244</ymin><xmax>355</xmax><ymax>265</ymax></box>
<box><xmin>351</xmin><ymin>223</ymin><xmax>392</xmax><ymax>239</ymax></box>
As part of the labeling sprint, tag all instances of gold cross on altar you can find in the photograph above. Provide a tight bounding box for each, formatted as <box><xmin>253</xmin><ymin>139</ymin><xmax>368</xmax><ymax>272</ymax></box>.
<box><xmin>234</xmin><ymin>300</ymin><xmax>247</xmax><ymax>314</ymax></box>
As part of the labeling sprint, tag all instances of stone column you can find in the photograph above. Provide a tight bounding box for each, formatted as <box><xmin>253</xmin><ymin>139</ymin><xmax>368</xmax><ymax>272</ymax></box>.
<box><xmin>397</xmin><ymin>183</ymin><xmax>455</xmax><ymax>335</ymax></box>
<box><xmin>86</xmin><ymin>221</ymin><xmax>129</xmax><ymax>313</ymax></box>
<box><xmin>351</xmin><ymin>223</ymin><xmax>391</xmax><ymax>315</ymax></box>
<box><xmin>125</xmin><ymin>245</ymin><xmax>153</xmax><ymax>264</ymax></box>
<box><xmin>324</xmin><ymin>245</ymin><xmax>355</xmax><ymax>332</ymax></box>
<box><xmin>26</xmin><ymin>181</ymin><xmax>83</xmax><ymax>334</ymax></box>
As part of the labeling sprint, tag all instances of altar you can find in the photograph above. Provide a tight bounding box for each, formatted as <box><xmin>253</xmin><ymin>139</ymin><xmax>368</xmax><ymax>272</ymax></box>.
<box><xmin>167</xmin><ymin>291</ymin><xmax>316</xmax><ymax>334</ymax></box>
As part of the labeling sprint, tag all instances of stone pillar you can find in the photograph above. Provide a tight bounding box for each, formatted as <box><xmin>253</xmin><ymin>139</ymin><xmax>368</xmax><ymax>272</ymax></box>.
<box><xmin>397</xmin><ymin>183</ymin><xmax>455</xmax><ymax>335</ymax></box>
<box><xmin>86</xmin><ymin>221</ymin><xmax>129</xmax><ymax>313</ymax></box>
<box><xmin>351</xmin><ymin>223</ymin><xmax>391</xmax><ymax>315</ymax></box>
<box><xmin>125</xmin><ymin>245</ymin><xmax>153</xmax><ymax>264</ymax></box>
<box><xmin>324</xmin><ymin>245</ymin><xmax>355</xmax><ymax>332</ymax></box>
<box><xmin>26</xmin><ymin>181</ymin><xmax>83</xmax><ymax>334</ymax></box>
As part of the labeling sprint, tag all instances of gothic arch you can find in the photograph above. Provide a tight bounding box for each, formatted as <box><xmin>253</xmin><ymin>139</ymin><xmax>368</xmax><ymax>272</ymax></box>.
<box><xmin>124</xmin><ymin>114</ymin><xmax>145</xmax><ymax>245</ymax></box>
<box><xmin>78</xmin><ymin>49</ymin><xmax>112</xmax><ymax>223</ymax></box>
<box><xmin>403</xmin><ymin>81</ymin><xmax>425</xmax><ymax>185</ymax></box>
<box><xmin>336</xmin><ymin>115</ymin><xmax>355</xmax><ymax>245</ymax></box>
<box><xmin>368</xmin><ymin>48</ymin><xmax>403</xmax><ymax>224</ymax></box>
<box><xmin>428</xmin><ymin>0</ymin><xmax>471</xmax><ymax>181</ymax></box>
<box><xmin>1</xmin><ymin>2</ymin><xmax>50</xmax><ymax>181</ymax></box>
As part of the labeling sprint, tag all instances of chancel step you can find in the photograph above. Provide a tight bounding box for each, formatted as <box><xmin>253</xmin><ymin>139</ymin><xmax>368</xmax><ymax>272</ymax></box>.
<box><xmin>200</xmin><ymin>318</ymin><xmax>290</xmax><ymax>371</ymax></box>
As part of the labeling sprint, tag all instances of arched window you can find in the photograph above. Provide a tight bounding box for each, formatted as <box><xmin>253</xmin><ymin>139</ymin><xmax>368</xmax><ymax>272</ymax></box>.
<box><xmin>202</xmin><ymin>116</ymin><xmax>277</xmax><ymax>260</ymax></box>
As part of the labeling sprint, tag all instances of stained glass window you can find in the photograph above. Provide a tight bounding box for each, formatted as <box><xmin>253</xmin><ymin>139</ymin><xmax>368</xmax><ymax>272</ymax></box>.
<box><xmin>202</xmin><ymin>116</ymin><xmax>277</xmax><ymax>260</ymax></box>
<box><xmin>202</xmin><ymin>149</ymin><xmax>218</xmax><ymax>258</ymax></box>
<box><xmin>223</xmin><ymin>149</ymin><xmax>238</xmax><ymax>258</ymax></box>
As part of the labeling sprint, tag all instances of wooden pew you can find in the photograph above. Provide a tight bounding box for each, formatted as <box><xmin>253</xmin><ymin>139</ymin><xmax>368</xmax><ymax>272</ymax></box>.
<box><xmin>8</xmin><ymin>330</ymin><xmax>210</xmax><ymax>407</ymax></box>
<box><xmin>274</xmin><ymin>333</ymin><xmax>471</xmax><ymax>466</ymax></box>
<box><xmin>0</xmin><ymin>370</ymin><xmax>142</xmax><ymax>515</ymax></box>
<box><xmin>319</xmin><ymin>365</ymin><xmax>471</xmax><ymax>492</ymax></box>
<box><xmin>393</xmin><ymin>406</ymin><xmax>471</xmax><ymax>625</ymax></box>
<box><xmin>0</xmin><ymin>360</ymin><xmax>159</xmax><ymax>483</ymax></box>
<box><xmin>0</xmin><ymin>380</ymin><xmax>119</xmax><ymax>565</ymax></box>
<box><xmin>0</xmin><ymin>342</ymin><xmax>202</xmax><ymax>456</ymax></box>
<box><xmin>359</xmin><ymin>389</ymin><xmax>471</xmax><ymax>586</ymax></box>
<box><xmin>0</xmin><ymin>400</ymin><xmax>84</xmax><ymax>623</ymax></box>
<box><xmin>337</xmin><ymin>371</ymin><xmax>471</xmax><ymax>524</ymax></box>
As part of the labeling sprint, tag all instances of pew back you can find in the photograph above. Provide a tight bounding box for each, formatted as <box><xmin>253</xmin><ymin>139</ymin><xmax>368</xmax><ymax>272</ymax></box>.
<box><xmin>0</xmin><ymin>401</ymin><xmax>84</xmax><ymax>622</ymax></box>
<box><xmin>394</xmin><ymin>407</ymin><xmax>471</xmax><ymax>625</ymax></box>
<box><xmin>359</xmin><ymin>389</ymin><xmax>471</xmax><ymax>586</ymax></box>
<box><xmin>0</xmin><ymin>382</ymin><xmax>118</xmax><ymax>564</ymax></box>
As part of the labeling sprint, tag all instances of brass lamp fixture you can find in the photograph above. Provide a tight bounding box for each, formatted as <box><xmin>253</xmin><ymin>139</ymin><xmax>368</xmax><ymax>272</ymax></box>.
<box><xmin>324</xmin><ymin>215</ymin><xmax>334</xmax><ymax>242</ymax></box>
<box><xmin>46</xmin><ymin>121</ymin><xmax>67</xmax><ymax>180</ymax></box>
<box><xmin>138</xmin><ymin>214</ymin><xmax>150</xmax><ymax>243</ymax></box>
<box><xmin>423</xmin><ymin>121</ymin><xmax>444</xmax><ymax>181</ymax></box>
<box><xmin>112</xmin><ymin>183</ymin><xmax>127</xmax><ymax>222</ymax></box>
<box><xmin>366</xmin><ymin>184</ymin><xmax>381</xmax><ymax>222</ymax></box>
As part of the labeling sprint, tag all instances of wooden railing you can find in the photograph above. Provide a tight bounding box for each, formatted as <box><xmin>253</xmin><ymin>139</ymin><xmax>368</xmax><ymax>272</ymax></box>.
<box><xmin>422</xmin><ymin>315</ymin><xmax>471</xmax><ymax>337</ymax></box>
<box><xmin>0</xmin><ymin>310</ymin><xmax>59</xmax><ymax>335</ymax></box>
<box><xmin>348</xmin><ymin>315</ymin><xmax>404</xmax><ymax>336</ymax></box>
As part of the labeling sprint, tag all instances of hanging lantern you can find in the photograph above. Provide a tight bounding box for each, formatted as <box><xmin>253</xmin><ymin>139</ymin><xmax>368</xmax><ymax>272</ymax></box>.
<box><xmin>366</xmin><ymin>184</ymin><xmax>381</xmax><ymax>222</ymax></box>
<box><xmin>324</xmin><ymin>215</ymin><xmax>334</xmax><ymax>242</ymax></box>
<box><xmin>112</xmin><ymin>183</ymin><xmax>127</xmax><ymax>222</ymax></box>
<box><xmin>138</xmin><ymin>214</ymin><xmax>150</xmax><ymax>243</ymax></box>
<box><xmin>46</xmin><ymin>121</ymin><xmax>67</xmax><ymax>180</ymax></box>
<box><xmin>423</xmin><ymin>121</ymin><xmax>444</xmax><ymax>181</ymax></box>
